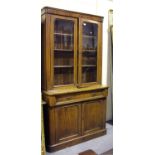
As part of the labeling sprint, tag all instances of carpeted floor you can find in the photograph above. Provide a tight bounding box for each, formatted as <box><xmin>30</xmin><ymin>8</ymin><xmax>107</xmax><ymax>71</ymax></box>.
<box><xmin>101</xmin><ymin>149</ymin><xmax>113</xmax><ymax>155</ymax></box>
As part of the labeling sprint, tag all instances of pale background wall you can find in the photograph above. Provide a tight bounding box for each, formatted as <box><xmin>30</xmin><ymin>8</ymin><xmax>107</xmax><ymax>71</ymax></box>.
<box><xmin>41</xmin><ymin>0</ymin><xmax>113</xmax><ymax>120</ymax></box>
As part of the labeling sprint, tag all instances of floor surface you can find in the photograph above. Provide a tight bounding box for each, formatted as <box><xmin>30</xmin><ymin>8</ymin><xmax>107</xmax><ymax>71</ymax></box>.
<box><xmin>101</xmin><ymin>149</ymin><xmax>113</xmax><ymax>155</ymax></box>
<box><xmin>46</xmin><ymin>123</ymin><xmax>113</xmax><ymax>155</ymax></box>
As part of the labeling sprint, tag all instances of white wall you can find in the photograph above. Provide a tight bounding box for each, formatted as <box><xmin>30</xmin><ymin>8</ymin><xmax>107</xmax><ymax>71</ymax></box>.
<box><xmin>41</xmin><ymin>0</ymin><xmax>113</xmax><ymax>120</ymax></box>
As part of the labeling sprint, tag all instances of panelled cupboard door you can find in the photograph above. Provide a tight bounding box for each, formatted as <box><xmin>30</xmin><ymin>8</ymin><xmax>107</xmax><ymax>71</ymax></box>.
<box><xmin>55</xmin><ymin>104</ymin><xmax>81</xmax><ymax>143</ymax></box>
<box><xmin>78</xmin><ymin>18</ymin><xmax>102</xmax><ymax>87</ymax></box>
<box><xmin>82</xmin><ymin>99</ymin><xmax>106</xmax><ymax>135</ymax></box>
<box><xmin>51</xmin><ymin>15</ymin><xmax>78</xmax><ymax>88</ymax></box>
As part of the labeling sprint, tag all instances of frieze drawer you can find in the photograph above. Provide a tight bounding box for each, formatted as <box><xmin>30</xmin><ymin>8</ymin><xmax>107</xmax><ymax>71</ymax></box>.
<box><xmin>55</xmin><ymin>89</ymin><xmax>108</xmax><ymax>105</ymax></box>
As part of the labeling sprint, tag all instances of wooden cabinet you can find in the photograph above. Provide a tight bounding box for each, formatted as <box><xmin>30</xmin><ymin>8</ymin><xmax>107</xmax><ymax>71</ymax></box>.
<box><xmin>42</xmin><ymin>7</ymin><xmax>108</xmax><ymax>152</ymax></box>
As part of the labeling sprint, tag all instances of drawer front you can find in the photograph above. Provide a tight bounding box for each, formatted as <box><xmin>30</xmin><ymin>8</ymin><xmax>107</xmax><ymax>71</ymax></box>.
<box><xmin>55</xmin><ymin>89</ymin><xmax>108</xmax><ymax>105</ymax></box>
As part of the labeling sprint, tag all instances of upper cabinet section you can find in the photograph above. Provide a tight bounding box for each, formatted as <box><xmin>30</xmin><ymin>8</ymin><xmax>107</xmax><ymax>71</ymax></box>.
<box><xmin>42</xmin><ymin>7</ymin><xmax>103</xmax><ymax>91</ymax></box>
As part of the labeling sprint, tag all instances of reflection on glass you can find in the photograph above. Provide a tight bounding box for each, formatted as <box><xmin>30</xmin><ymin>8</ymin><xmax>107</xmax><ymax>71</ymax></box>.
<box><xmin>54</xmin><ymin>19</ymin><xmax>74</xmax><ymax>86</ymax></box>
<box><xmin>82</xmin><ymin>22</ymin><xmax>98</xmax><ymax>83</ymax></box>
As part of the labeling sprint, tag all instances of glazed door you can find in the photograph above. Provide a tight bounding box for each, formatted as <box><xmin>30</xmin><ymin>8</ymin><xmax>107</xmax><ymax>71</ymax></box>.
<box><xmin>78</xmin><ymin>19</ymin><xmax>102</xmax><ymax>87</ymax></box>
<box><xmin>51</xmin><ymin>15</ymin><xmax>77</xmax><ymax>87</ymax></box>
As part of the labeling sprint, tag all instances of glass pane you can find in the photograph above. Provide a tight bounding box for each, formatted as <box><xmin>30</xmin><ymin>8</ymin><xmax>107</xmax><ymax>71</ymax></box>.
<box><xmin>54</xmin><ymin>19</ymin><xmax>74</xmax><ymax>86</ymax></box>
<box><xmin>82</xmin><ymin>22</ymin><xmax>98</xmax><ymax>83</ymax></box>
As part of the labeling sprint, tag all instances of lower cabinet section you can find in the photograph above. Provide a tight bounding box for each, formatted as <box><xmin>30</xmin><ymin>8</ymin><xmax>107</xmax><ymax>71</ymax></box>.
<box><xmin>43</xmin><ymin>90</ymin><xmax>107</xmax><ymax>152</ymax></box>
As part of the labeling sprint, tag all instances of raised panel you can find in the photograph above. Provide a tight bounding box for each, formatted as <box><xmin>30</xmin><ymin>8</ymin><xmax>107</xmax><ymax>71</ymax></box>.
<box><xmin>55</xmin><ymin>104</ymin><xmax>81</xmax><ymax>143</ymax></box>
<box><xmin>82</xmin><ymin>99</ymin><xmax>106</xmax><ymax>134</ymax></box>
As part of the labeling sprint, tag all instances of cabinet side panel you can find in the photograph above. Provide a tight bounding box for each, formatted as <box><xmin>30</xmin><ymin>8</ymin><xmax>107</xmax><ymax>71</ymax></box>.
<box><xmin>97</xmin><ymin>22</ymin><xmax>103</xmax><ymax>84</ymax></box>
<box><xmin>43</xmin><ymin>105</ymin><xmax>56</xmax><ymax>146</ymax></box>
<box><xmin>41</xmin><ymin>14</ymin><xmax>52</xmax><ymax>90</ymax></box>
<box><xmin>41</xmin><ymin>15</ymin><xmax>46</xmax><ymax>90</ymax></box>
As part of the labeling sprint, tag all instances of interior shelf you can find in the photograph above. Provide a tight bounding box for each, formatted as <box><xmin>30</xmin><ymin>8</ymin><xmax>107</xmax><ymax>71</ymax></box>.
<box><xmin>82</xmin><ymin>49</ymin><xmax>97</xmax><ymax>52</ymax></box>
<box><xmin>54</xmin><ymin>65</ymin><xmax>73</xmax><ymax>68</ymax></box>
<box><xmin>54</xmin><ymin>32</ymin><xmax>73</xmax><ymax>36</ymax></box>
<box><xmin>83</xmin><ymin>35</ymin><xmax>97</xmax><ymax>38</ymax></box>
<box><xmin>54</xmin><ymin>49</ymin><xmax>73</xmax><ymax>51</ymax></box>
<box><xmin>82</xmin><ymin>65</ymin><xmax>96</xmax><ymax>67</ymax></box>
